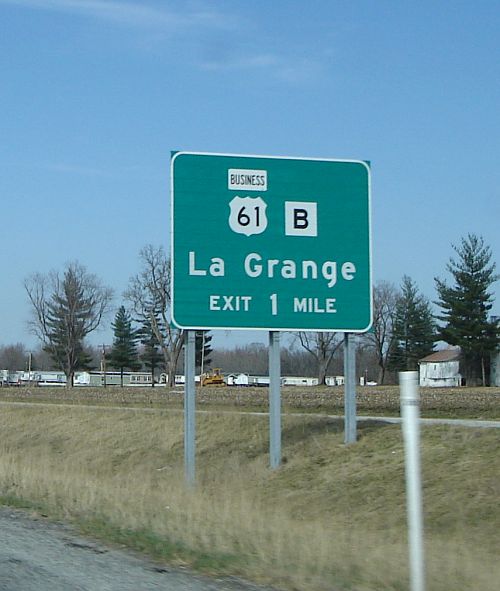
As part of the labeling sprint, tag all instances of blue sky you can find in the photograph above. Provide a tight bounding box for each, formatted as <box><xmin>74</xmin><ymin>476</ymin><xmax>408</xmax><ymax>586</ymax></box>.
<box><xmin>1</xmin><ymin>0</ymin><xmax>499</xmax><ymax>350</ymax></box>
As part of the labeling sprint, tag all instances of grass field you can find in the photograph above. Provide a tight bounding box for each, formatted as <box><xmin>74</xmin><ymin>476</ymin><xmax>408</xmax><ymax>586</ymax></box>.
<box><xmin>0</xmin><ymin>387</ymin><xmax>498</xmax><ymax>590</ymax></box>
<box><xmin>1</xmin><ymin>384</ymin><xmax>499</xmax><ymax>419</ymax></box>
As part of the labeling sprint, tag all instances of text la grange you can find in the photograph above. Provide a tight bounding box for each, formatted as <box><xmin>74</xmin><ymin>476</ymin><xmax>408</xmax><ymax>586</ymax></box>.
<box><xmin>188</xmin><ymin>251</ymin><xmax>356</xmax><ymax>288</ymax></box>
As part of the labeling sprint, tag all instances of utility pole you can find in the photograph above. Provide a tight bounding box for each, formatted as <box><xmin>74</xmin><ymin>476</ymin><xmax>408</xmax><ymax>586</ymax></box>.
<box><xmin>101</xmin><ymin>345</ymin><xmax>107</xmax><ymax>387</ymax></box>
<box><xmin>27</xmin><ymin>351</ymin><xmax>32</xmax><ymax>386</ymax></box>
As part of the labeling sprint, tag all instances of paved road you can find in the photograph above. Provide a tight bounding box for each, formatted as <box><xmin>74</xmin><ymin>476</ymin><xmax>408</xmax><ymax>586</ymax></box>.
<box><xmin>0</xmin><ymin>508</ymin><xmax>269</xmax><ymax>591</ymax></box>
<box><xmin>353</xmin><ymin>415</ymin><xmax>500</xmax><ymax>429</ymax></box>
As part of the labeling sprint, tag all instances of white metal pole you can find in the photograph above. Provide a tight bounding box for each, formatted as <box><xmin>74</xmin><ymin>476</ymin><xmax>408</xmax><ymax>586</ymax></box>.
<box><xmin>399</xmin><ymin>371</ymin><xmax>425</xmax><ymax>591</ymax></box>
<box><xmin>184</xmin><ymin>330</ymin><xmax>196</xmax><ymax>486</ymax></box>
<box><xmin>344</xmin><ymin>333</ymin><xmax>357</xmax><ymax>444</ymax></box>
<box><xmin>269</xmin><ymin>331</ymin><xmax>281</xmax><ymax>469</ymax></box>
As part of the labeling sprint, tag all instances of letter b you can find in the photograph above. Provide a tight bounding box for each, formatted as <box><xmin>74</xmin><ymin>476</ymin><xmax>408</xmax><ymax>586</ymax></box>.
<box><xmin>285</xmin><ymin>201</ymin><xmax>317</xmax><ymax>237</ymax></box>
<box><xmin>294</xmin><ymin>209</ymin><xmax>309</xmax><ymax>229</ymax></box>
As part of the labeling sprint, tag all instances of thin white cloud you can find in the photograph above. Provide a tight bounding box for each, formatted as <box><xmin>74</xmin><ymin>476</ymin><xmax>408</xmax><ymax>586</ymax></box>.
<box><xmin>201</xmin><ymin>53</ymin><xmax>278</xmax><ymax>71</ymax></box>
<box><xmin>2</xmin><ymin>0</ymin><xmax>325</xmax><ymax>83</ymax></box>
<box><xmin>0</xmin><ymin>0</ymin><xmax>227</xmax><ymax>32</ymax></box>
<box><xmin>200</xmin><ymin>52</ymin><xmax>323</xmax><ymax>84</ymax></box>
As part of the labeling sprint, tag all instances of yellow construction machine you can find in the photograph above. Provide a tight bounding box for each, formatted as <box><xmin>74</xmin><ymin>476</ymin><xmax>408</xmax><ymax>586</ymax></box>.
<box><xmin>201</xmin><ymin>368</ymin><xmax>226</xmax><ymax>387</ymax></box>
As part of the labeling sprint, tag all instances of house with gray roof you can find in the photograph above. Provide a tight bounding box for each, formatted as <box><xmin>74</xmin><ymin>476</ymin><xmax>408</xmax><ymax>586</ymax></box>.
<box><xmin>419</xmin><ymin>348</ymin><xmax>462</xmax><ymax>387</ymax></box>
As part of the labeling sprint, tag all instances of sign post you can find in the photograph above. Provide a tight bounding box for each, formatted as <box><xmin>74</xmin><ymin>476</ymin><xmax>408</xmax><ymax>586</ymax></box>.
<box><xmin>344</xmin><ymin>333</ymin><xmax>357</xmax><ymax>444</ymax></box>
<box><xmin>184</xmin><ymin>330</ymin><xmax>196</xmax><ymax>486</ymax></box>
<box><xmin>171</xmin><ymin>152</ymin><xmax>372</xmax><ymax>474</ymax></box>
<box><xmin>269</xmin><ymin>331</ymin><xmax>281</xmax><ymax>468</ymax></box>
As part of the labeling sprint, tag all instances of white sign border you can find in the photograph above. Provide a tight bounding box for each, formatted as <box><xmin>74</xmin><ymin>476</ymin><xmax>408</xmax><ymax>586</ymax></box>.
<box><xmin>170</xmin><ymin>151</ymin><xmax>373</xmax><ymax>333</ymax></box>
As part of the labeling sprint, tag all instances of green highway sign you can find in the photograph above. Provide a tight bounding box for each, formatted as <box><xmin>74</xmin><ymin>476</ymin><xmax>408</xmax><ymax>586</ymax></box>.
<box><xmin>171</xmin><ymin>152</ymin><xmax>372</xmax><ymax>332</ymax></box>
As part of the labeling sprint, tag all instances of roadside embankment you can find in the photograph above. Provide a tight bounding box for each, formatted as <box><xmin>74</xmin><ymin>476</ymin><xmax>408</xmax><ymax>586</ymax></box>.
<box><xmin>0</xmin><ymin>397</ymin><xmax>498</xmax><ymax>590</ymax></box>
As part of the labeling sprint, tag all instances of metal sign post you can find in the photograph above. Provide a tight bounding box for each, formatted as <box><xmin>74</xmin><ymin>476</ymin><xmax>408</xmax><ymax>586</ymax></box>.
<box><xmin>184</xmin><ymin>330</ymin><xmax>196</xmax><ymax>486</ymax></box>
<box><xmin>399</xmin><ymin>371</ymin><xmax>425</xmax><ymax>591</ymax></box>
<box><xmin>344</xmin><ymin>333</ymin><xmax>357</xmax><ymax>444</ymax></box>
<box><xmin>269</xmin><ymin>331</ymin><xmax>281</xmax><ymax>468</ymax></box>
<box><xmin>171</xmin><ymin>152</ymin><xmax>372</xmax><ymax>475</ymax></box>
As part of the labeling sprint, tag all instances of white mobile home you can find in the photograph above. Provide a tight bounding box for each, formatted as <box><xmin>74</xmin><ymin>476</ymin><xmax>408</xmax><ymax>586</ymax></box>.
<box><xmin>247</xmin><ymin>375</ymin><xmax>270</xmax><ymax>387</ymax></box>
<box><xmin>281</xmin><ymin>376</ymin><xmax>319</xmax><ymax>387</ymax></box>
<box><xmin>74</xmin><ymin>371</ymin><xmax>156</xmax><ymax>387</ymax></box>
<box><xmin>1</xmin><ymin>370</ymin><xmax>23</xmax><ymax>385</ymax></box>
<box><xmin>325</xmin><ymin>376</ymin><xmax>345</xmax><ymax>386</ymax></box>
<box><xmin>173</xmin><ymin>374</ymin><xmax>201</xmax><ymax>386</ymax></box>
<box><xmin>18</xmin><ymin>371</ymin><xmax>66</xmax><ymax>386</ymax></box>
<box><xmin>226</xmin><ymin>373</ymin><xmax>250</xmax><ymax>386</ymax></box>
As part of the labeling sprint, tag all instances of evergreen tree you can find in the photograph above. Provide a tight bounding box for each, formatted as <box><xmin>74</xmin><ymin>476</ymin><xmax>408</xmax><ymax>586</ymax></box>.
<box><xmin>388</xmin><ymin>276</ymin><xmax>436</xmax><ymax>371</ymax></box>
<box><xmin>137</xmin><ymin>314</ymin><xmax>163</xmax><ymax>387</ymax></box>
<box><xmin>195</xmin><ymin>331</ymin><xmax>213</xmax><ymax>373</ymax></box>
<box><xmin>29</xmin><ymin>263</ymin><xmax>111</xmax><ymax>385</ymax></box>
<box><xmin>435</xmin><ymin>234</ymin><xmax>499</xmax><ymax>385</ymax></box>
<box><xmin>108</xmin><ymin>306</ymin><xmax>141</xmax><ymax>386</ymax></box>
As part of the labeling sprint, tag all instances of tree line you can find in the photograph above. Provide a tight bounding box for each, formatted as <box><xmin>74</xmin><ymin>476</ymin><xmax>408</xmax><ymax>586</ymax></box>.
<box><xmin>16</xmin><ymin>233</ymin><xmax>499</xmax><ymax>387</ymax></box>
<box><xmin>366</xmin><ymin>234</ymin><xmax>498</xmax><ymax>385</ymax></box>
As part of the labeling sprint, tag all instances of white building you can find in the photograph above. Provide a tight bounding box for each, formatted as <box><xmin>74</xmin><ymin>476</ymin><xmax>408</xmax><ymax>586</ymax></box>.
<box><xmin>490</xmin><ymin>350</ymin><xmax>500</xmax><ymax>386</ymax></box>
<box><xmin>0</xmin><ymin>370</ymin><xmax>23</xmax><ymax>385</ymax></box>
<box><xmin>325</xmin><ymin>375</ymin><xmax>345</xmax><ymax>386</ymax></box>
<box><xmin>281</xmin><ymin>376</ymin><xmax>319</xmax><ymax>387</ymax></box>
<box><xmin>226</xmin><ymin>373</ymin><xmax>250</xmax><ymax>386</ymax></box>
<box><xmin>419</xmin><ymin>349</ymin><xmax>461</xmax><ymax>387</ymax></box>
<box><xmin>248</xmin><ymin>375</ymin><xmax>270</xmax><ymax>387</ymax></box>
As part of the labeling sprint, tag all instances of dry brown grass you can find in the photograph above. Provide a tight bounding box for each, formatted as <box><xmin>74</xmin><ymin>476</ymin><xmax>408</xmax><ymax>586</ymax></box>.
<box><xmin>0</xmin><ymin>401</ymin><xmax>498</xmax><ymax>590</ymax></box>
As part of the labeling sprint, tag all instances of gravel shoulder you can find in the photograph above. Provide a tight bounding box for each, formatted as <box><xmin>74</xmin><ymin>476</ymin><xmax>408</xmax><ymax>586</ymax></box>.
<box><xmin>0</xmin><ymin>508</ymin><xmax>270</xmax><ymax>591</ymax></box>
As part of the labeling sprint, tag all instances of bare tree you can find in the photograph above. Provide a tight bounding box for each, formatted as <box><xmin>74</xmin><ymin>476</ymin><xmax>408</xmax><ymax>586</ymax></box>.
<box><xmin>211</xmin><ymin>343</ymin><xmax>269</xmax><ymax>375</ymax></box>
<box><xmin>363</xmin><ymin>280</ymin><xmax>399</xmax><ymax>384</ymax></box>
<box><xmin>280</xmin><ymin>344</ymin><xmax>318</xmax><ymax>377</ymax></box>
<box><xmin>24</xmin><ymin>262</ymin><xmax>113</xmax><ymax>386</ymax></box>
<box><xmin>31</xmin><ymin>345</ymin><xmax>58</xmax><ymax>371</ymax></box>
<box><xmin>356</xmin><ymin>340</ymin><xmax>379</xmax><ymax>384</ymax></box>
<box><xmin>124</xmin><ymin>245</ymin><xmax>184</xmax><ymax>386</ymax></box>
<box><xmin>0</xmin><ymin>343</ymin><xmax>27</xmax><ymax>371</ymax></box>
<box><xmin>295</xmin><ymin>332</ymin><xmax>342</xmax><ymax>384</ymax></box>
